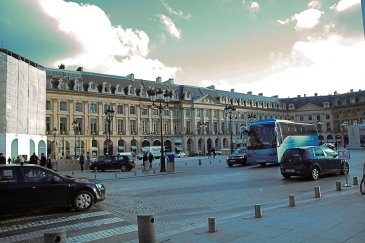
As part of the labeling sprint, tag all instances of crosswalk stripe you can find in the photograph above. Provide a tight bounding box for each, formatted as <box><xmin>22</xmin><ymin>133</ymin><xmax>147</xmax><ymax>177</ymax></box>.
<box><xmin>67</xmin><ymin>225</ymin><xmax>138</xmax><ymax>242</ymax></box>
<box><xmin>0</xmin><ymin>217</ymin><xmax>125</xmax><ymax>243</ymax></box>
<box><xmin>0</xmin><ymin>211</ymin><xmax>111</xmax><ymax>233</ymax></box>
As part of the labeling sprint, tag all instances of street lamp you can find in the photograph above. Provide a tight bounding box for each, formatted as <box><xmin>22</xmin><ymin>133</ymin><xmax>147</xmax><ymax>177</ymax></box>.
<box><xmin>225</xmin><ymin>99</ymin><xmax>236</xmax><ymax>153</ymax></box>
<box><xmin>72</xmin><ymin>119</ymin><xmax>78</xmax><ymax>159</ymax></box>
<box><xmin>105</xmin><ymin>107</ymin><xmax>115</xmax><ymax>155</ymax></box>
<box><xmin>317</xmin><ymin>121</ymin><xmax>323</xmax><ymax>144</ymax></box>
<box><xmin>341</xmin><ymin>122</ymin><xmax>347</xmax><ymax>148</ymax></box>
<box><xmin>198</xmin><ymin>121</ymin><xmax>208</xmax><ymax>156</ymax></box>
<box><xmin>148</xmin><ymin>88</ymin><xmax>172</xmax><ymax>172</ymax></box>
<box><xmin>52</xmin><ymin>127</ymin><xmax>57</xmax><ymax>159</ymax></box>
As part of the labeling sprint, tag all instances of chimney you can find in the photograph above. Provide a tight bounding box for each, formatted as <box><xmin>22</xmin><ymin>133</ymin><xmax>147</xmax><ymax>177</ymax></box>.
<box><xmin>304</xmin><ymin>94</ymin><xmax>306</xmax><ymax>97</ymax></box>
<box><xmin>128</xmin><ymin>73</ymin><xmax>135</xmax><ymax>81</ymax></box>
<box><xmin>272</xmin><ymin>95</ymin><xmax>278</xmax><ymax>98</ymax></box>
<box><xmin>314</xmin><ymin>93</ymin><xmax>318</xmax><ymax>96</ymax></box>
<box><xmin>258</xmin><ymin>93</ymin><xmax>263</xmax><ymax>96</ymax></box>
<box><xmin>350</xmin><ymin>89</ymin><xmax>353</xmax><ymax>92</ymax></box>
<box><xmin>231</xmin><ymin>89</ymin><xmax>235</xmax><ymax>92</ymax></box>
<box><xmin>76</xmin><ymin>67</ymin><xmax>83</xmax><ymax>71</ymax></box>
<box><xmin>247</xmin><ymin>91</ymin><xmax>252</xmax><ymax>95</ymax></box>
<box><xmin>297</xmin><ymin>95</ymin><xmax>301</xmax><ymax>97</ymax></box>
<box><xmin>156</xmin><ymin>77</ymin><xmax>161</xmax><ymax>83</ymax></box>
<box><xmin>207</xmin><ymin>85</ymin><xmax>215</xmax><ymax>90</ymax></box>
<box><xmin>167</xmin><ymin>78</ymin><xmax>174</xmax><ymax>84</ymax></box>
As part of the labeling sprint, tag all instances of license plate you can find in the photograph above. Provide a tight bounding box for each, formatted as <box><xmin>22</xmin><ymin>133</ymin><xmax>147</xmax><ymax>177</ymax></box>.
<box><xmin>285</xmin><ymin>169</ymin><xmax>295</xmax><ymax>173</ymax></box>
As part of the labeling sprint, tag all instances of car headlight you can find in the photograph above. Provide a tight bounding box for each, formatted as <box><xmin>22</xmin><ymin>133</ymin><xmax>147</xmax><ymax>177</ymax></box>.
<box><xmin>95</xmin><ymin>183</ymin><xmax>105</xmax><ymax>191</ymax></box>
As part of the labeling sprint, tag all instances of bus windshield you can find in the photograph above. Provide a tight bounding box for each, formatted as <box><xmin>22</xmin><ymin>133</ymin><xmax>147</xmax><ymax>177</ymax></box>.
<box><xmin>247</xmin><ymin>124</ymin><xmax>276</xmax><ymax>149</ymax></box>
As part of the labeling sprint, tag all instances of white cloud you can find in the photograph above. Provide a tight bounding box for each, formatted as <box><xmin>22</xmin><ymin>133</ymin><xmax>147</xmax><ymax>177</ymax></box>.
<box><xmin>308</xmin><ymin>0</ymin><xmax>321</xmax><ymax>9</ymax></box>
<box><xmin>243</xmin><ymin>35</ymin><xmax>365</xmax><ymax>98</ymax></box>
<box><xmin>161</xmin><ymin>0</ymin><xmax>191</xmax><ymax>20</ymax></box>
<box><xmin>37</xmin><ymin>0</ymin><xmax>178</xmax><ymax>80</ymax></box>
<box><xmin>160</xmin><ymin>14</ymin><xmax>182</xmax><ymax>39</ymax></box>
<box><xmin>293</xmin><ymin>8</ymin><xmax>323</xmax><ymax>30</ymax></box>
<box><xmin>248</xmin><ymin>2</ymin><xmax>260</xmax><ymax>15</ymax></box>
<box><xmin>330</xmin><ymin>0</ymin><xmax>361</xmax><ymax>12</ymax></box>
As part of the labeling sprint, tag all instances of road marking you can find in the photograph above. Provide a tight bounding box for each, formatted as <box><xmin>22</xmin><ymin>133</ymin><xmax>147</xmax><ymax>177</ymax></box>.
<box><xmin>0</xmin><ymin>217</ymin><xmax>126</xmax><ymax>243</ymax></box>
<box><xmin>0</xmin><ymin>211</ymin><xmax>110</xmax><ymax>233</ymax></box>
<box><xmin>67</xmin><ymin>225</ymin><xmax>138</xmax><ymax>242</ymax></box>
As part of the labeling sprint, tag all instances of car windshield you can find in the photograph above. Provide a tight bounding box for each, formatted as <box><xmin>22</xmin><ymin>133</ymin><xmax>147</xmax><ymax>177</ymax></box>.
<box><xmin>232</xmin><ymin>148</ymin><xmax>246</xmax><ymax>154</ymax></box>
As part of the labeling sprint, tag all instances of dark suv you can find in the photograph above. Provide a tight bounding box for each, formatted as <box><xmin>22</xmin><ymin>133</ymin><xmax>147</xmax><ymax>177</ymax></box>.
<box><xmin>280</xmin><ymin>146</ymin><xmax>349</xmax><ymax>180</ymax></box>
<box><xmin>90</xmin><ymin>155</ymin><xmax>135</xmax><ymax>172</ymax></box>
<box><xmin>227</xmin><ymin>147</ymin><xmax>247</xmax><ymax>167</ymax></box>
<box><xmin>0</xmin><ymin>164</ymin><xmax>106</xmax><ymax>213</ymax></box>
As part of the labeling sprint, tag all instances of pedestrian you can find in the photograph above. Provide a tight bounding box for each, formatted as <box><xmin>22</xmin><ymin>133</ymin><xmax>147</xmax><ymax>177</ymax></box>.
<box><xmin>335</xmin><ymin>142</ymin><xmax>338</xmax><ymax>150</ymax></box>
<box><xmin>143</xmin><ymin>152</ymin><xmax>148</xmax><ymax>172</ymax></box>
<box><xmin>207</xmin><ymin>148</ymin><xmax>211</xmax><ymax>159</ymax></box>
<box><xmin>79</xmin><ymin>154</ymin><xmax>85</xmax><ymax>171</ymax></box>
<box><xmin>40</xmin><ymin>153</ymin><xmax>47</xmax><ymax>166</ymax></box>
<box><xmin>7</xmin><ymin>157</ymin><xmax>11</xmax><ymax>164</ymax></box>
<box><xmin>212</xmin><ymin>148</ymin><xmax>216</xmax><ymax>158</ymax></box>
<box><xmin>0</xmin><ymin>153</ymin><xmax>6</xmax><ymax>165</ymax></box>
<box><xmin>47</xmin><ymin>155</ymin><xmax>52</xmax><ymax>169</ymax></box>
<box><xmin>30</xmin><ymin>152</ymin><xmax>38</xmax><ymax>164</ymax></box>
<box><xmin>86</xmin><ymin>152</ymin><xmax>91</xmax><ymax>171</ymax></box>
<box><xmin>148</xmin><ymin>152</ymin><xmax>154</xmax><ymax>169</ymax></box>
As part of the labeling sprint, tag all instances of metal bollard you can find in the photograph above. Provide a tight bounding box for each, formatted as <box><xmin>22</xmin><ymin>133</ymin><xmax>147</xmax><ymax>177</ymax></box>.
<box><xmin>94</xmin><ymin>174</ymin><xmax>97</xmax><ymax>179</ymax></box>
<box><xmin>44</xmin><ymin>229</ymin><xmax>66</xmax><ymax>243</ymax></box>
<box><xmin>134</xmin><ymin>171</ymin><xmax>137</xmax><ymax>176</ymax></box>
<box><xmin>208</xmin><ymin>217</ymin><xmax>216</xmax><ymax>233</ymax></box>
<box><xmin>210</xmin><ymin>160</ymin><xmax>211</xmax><ymax>164</ymax></box>
<box><xmin>254</xmin><ymin>204</ymin><xmax>262</xmax><ymax>218</ymax></box>
<box><xmin>153</xmin><ymin>169</ymin><xmax>156</xmax><ymax>174</ymax></box>
<box><xmin>137</xmin><ymin>214</ymin><xmax>156</xmax><ymax>243</ymax></box>
<box><xmin>199</xmin><ymin>159</ymin><xmax>202</xmax><ymax>165</ymax></box>
<box><xmin>314</xmin><ymin>186</ymin><xmax>321</xmax><ymax>198</ymax></box>
<box><xmin>71</xmin><ymin>171</ymin><xmax>74</xmax><ymax>175</ymax></box>
<box><xmin>336</xmin><ymin>181</ymin><xmax>342</xmax><ymax>191</ymax></box>
<box><xmin>353</xmin><ymin>176</ymin><xmax>359</xmax><ymax>185</ymax></box>
<box><xmin>289</xmin><ymin>194</ymin><xmax>295</xmax><ymax>207</ymax></box>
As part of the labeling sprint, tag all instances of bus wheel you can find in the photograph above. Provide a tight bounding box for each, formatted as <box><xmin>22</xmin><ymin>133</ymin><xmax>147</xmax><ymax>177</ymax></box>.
<box><xmin>282</xmin><ymin>173</ymin><xmax>291</xmax><ymax>179</ymax></box>
<box><xmin>260</xmin><ymin>163</ymin><xmax>266</xmax><ymax>167</ymax></box>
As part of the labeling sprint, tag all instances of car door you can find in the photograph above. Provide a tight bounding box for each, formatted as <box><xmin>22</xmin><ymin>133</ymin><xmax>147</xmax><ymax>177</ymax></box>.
<box><xmin>313</xmin><ymin>147</ymin><xmax>328</xmax><ymax>172</ymax></box>
<box><xmin>20</xmin><ymin>166</ymin><xmax>71</xmax><ymax>207</ymax></box>
<box><xmin>324</xmin><ymin>148</ymin><xmax>342</xmax><ymax>172</ymax></box>
<box><xmin>0</xmin><ymin>167</ymin><xmax>25</xmax><ymax>212</ymax></box>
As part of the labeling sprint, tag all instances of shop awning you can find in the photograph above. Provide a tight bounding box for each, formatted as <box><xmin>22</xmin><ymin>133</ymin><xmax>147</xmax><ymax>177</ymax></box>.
<box><xmin>130</xmin><ymin>146</ymin><xmax>137</xmax><ymax>150</ymax></box>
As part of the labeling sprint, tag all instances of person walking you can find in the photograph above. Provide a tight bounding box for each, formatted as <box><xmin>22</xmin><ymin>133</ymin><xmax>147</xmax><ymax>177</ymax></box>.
<box><xmin>207</xmin><ymin>148</ymin><xmax>211</xmax><ymax>159</ymax></box>
<box><xmin>79</xmin><ymin>154</ymin><xmax>85</xmax><ymax>171</ymax></box>
<box><xmin>30</xmin><ymin>152</ymin><xmax>38</xmax><ymax>164</ymax></box>
<box><xmin>40</xmin><ymin>153</ymin><xmax>47</xmax><ymax>167</ymax></box>
<box><xmin>0</xmin><ymin>153</ymin><xmax>6</xmax><ymax>165</ymax></box>
<box><xmin>7</xmin><ymin>157</ymin><xmax>12</xmax><ymax>164</ymax></box>
<box><xmin>212</xmin><ymin>148</ymin><xmax>216</xmax><ymax>158</ymax></box>
<box><xmin>148</xmin><ymin>152</ymin><xmax>154</xmax><ymax>169</ymax></box>
<box><xmin>47</xmin><ymin>155</ymin><xmax>52</xmax><ymax>169</ymax></box>
<box><xmin>86</xmin><ymin>152</ymin><xmax>91</xmax><ymax>171</ymax></box>
<box><xmin>142</xmin><ymin>151</ymin><xmax>148</xmax><ymax>173</ymax></box>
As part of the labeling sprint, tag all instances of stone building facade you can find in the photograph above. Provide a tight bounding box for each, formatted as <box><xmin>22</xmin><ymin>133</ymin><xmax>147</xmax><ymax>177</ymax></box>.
<box><xmin>1</xmin><ymin>49</ymin><xmax>364</xmax><ymax>159</ymax></box>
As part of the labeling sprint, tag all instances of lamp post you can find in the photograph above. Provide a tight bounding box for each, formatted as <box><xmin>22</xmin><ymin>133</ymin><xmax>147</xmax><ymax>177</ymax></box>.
<box><xmin>52</xmin><ymin>127</ymin><xmax>57</xmax><ymax>159</ymax></box>
<box><xmin>105</xmin><ymin>108</ymin><xmax>115</xmax><ymax>155</ymax></box>
<box><xmin>225</xmin><ymin>100</ymin><xmax>236</xmax><ymax>153</ymax></box>
<box><xmin>317</xmin><ymin>120</ymin><xmax>323</xmax><ymax>144</ymax></box>
<box><xmin>147</xmin><ymin>88</ymin><xmax>172</xmax><ymax>172</ymax></box>
<box><xmin>198</xmin><ymin>122</ymin><xmax>208</xmax><ymax>156</ymax></box>
<box><xmin>72</xmin><ymin>119</ymin><xmax>78</xmax><ymax>159</ymax></box>
<box><xmin>341</xmin><ymin>122</ymin><xmax>347</xmax><ymax>148</ymax></box>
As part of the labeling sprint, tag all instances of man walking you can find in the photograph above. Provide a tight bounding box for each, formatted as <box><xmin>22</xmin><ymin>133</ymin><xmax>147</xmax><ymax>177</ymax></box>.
<box><xmin>79</xmin><ymin>154</ymin><xmax>85</xmax><ymax>171</ymax></box>
<box><xmin>30</xmin><ymin>152</ymin><xmax>38</xmax><ymax>164</ymax></box>
<box><xmin>0</xmin><ymin>153</ymin><xmax>6</xmax><ymax>164</ymax></box>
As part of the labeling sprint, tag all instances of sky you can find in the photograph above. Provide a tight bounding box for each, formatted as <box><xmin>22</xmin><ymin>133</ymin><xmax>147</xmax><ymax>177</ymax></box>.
<box><xmin>0</xmin><ymin>0</ymin><xmax>364</xmax><ymax>98</ymax></box>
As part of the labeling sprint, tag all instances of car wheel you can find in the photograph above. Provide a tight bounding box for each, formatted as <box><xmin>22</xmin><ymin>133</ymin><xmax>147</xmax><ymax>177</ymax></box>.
<box><xmin>121</xmin><ymin>164</ymin><xmax>127</xmax><ymax>172</ymax></box>
<box><xmin>282</xmin><ymin>173</ymin><xmax>291</xmax><ymax>179</ymax></box>
<box><xmin>228</xmin><ymin>163</ymin><xmax>233</xmax><ymax>167</ymax></box>
<box><xmin>72</xmin><ymin>190</ymin><xmax>94</xmax><ymax>211</ymax></box>
<box><xmin>310</xmin><ymin>166</ymin><xmax>320</xmax><ymax>180</ymax></box>
<box><xmin>260</xmin><ymin>163</ymin><xmax>266</xmax><ymax>167</ymax></box>
<box><xmin>340</xmin><ymin>162</ymin><xmax>349</xmax><ymax>175</ymax></box>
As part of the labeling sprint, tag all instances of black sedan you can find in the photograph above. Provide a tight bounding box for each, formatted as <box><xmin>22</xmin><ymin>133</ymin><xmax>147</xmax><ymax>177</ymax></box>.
<box><xmin>227</xmin><ymin>147</ymin><xmax>247</xmax><ymax>167</ymax></box>
<box><xmin>280</xmin><ymin>146</ymin><xmax>349</xmax><ymax>180</ymax></box>
<box><xmin>0</xmin><ymin>164</ymin><xmax>106</xmax><ymax>214</ymax></box>
<box><xmin>90</xmin><ymin>155</ymin><xmax>135</xmax><ymax>172</ymax></box>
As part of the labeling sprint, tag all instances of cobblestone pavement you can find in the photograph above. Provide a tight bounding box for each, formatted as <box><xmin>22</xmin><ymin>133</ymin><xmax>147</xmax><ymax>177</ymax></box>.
<box><xmin>0</xmin><ymin>209</ymin><xmax>138</xmax><ymax>242</ymax></box>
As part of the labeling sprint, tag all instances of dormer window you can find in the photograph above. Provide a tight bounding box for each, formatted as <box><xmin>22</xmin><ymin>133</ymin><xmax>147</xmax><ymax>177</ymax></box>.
<box><xmin>130</xmin><ymin>87</ymin><xmax>135</xmax><ymax>95</ymax></box>
<box><xmin>288</xmin><ymin>104</ymin><xmax>295</xmax><ymax>110</ymax></box>
<box><xmin>59</xmin><ymin>81</ymin><xmax>66</xmax><ymax>90</ymax></box>
<box><xmin>74</xmin><ymin>81</ymin><xmax>83</xmax><ymax>92</ymax></box>
<box><xmin>323</xmin><ymin>102</ymin><xmax>330</xmax><ymax>108</ymax></box>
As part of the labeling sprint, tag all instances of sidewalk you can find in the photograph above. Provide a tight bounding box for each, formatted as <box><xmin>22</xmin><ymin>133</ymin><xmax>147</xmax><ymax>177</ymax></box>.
<box><xmin>157</xmin><ymin>185</ymin><xmax>365</xmax><ymax>243</ymax></box>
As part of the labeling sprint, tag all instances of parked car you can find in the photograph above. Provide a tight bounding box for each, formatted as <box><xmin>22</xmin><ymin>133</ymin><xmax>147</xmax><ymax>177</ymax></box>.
<box><xmin>176</xmin><ymin>152</ymin><xmax>187</xmax><ymax>158</ymax></box>
<box><xmin>0</xmin><ymin>164</ymin><xmax>106</xmax><ymax>213</ymax></box>
<box><xmin>321</xmin><ymin>143</ymin><xmax>335</xmax><ymax>150</ymax></box>
<box><xmin>227</xmin><ymin>147</ymin><xmax>247</xmax><ymax>167</ymax></box>
<box><xmin>280</xmin><ymin>146</ymin><xmax>349</xmax><ymax>180</ymax></box>
<box><xmin>90</xmin><ymin>154</ymin><xmax>135</xmax><ymax>172</ymax></box>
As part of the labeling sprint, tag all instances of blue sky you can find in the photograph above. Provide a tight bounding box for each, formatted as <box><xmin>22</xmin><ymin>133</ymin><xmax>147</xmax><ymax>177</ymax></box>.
<box><xmin>0</xmin><ymin>0</ymin><xmax>364</xmax><ymax>98</ymax></box>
